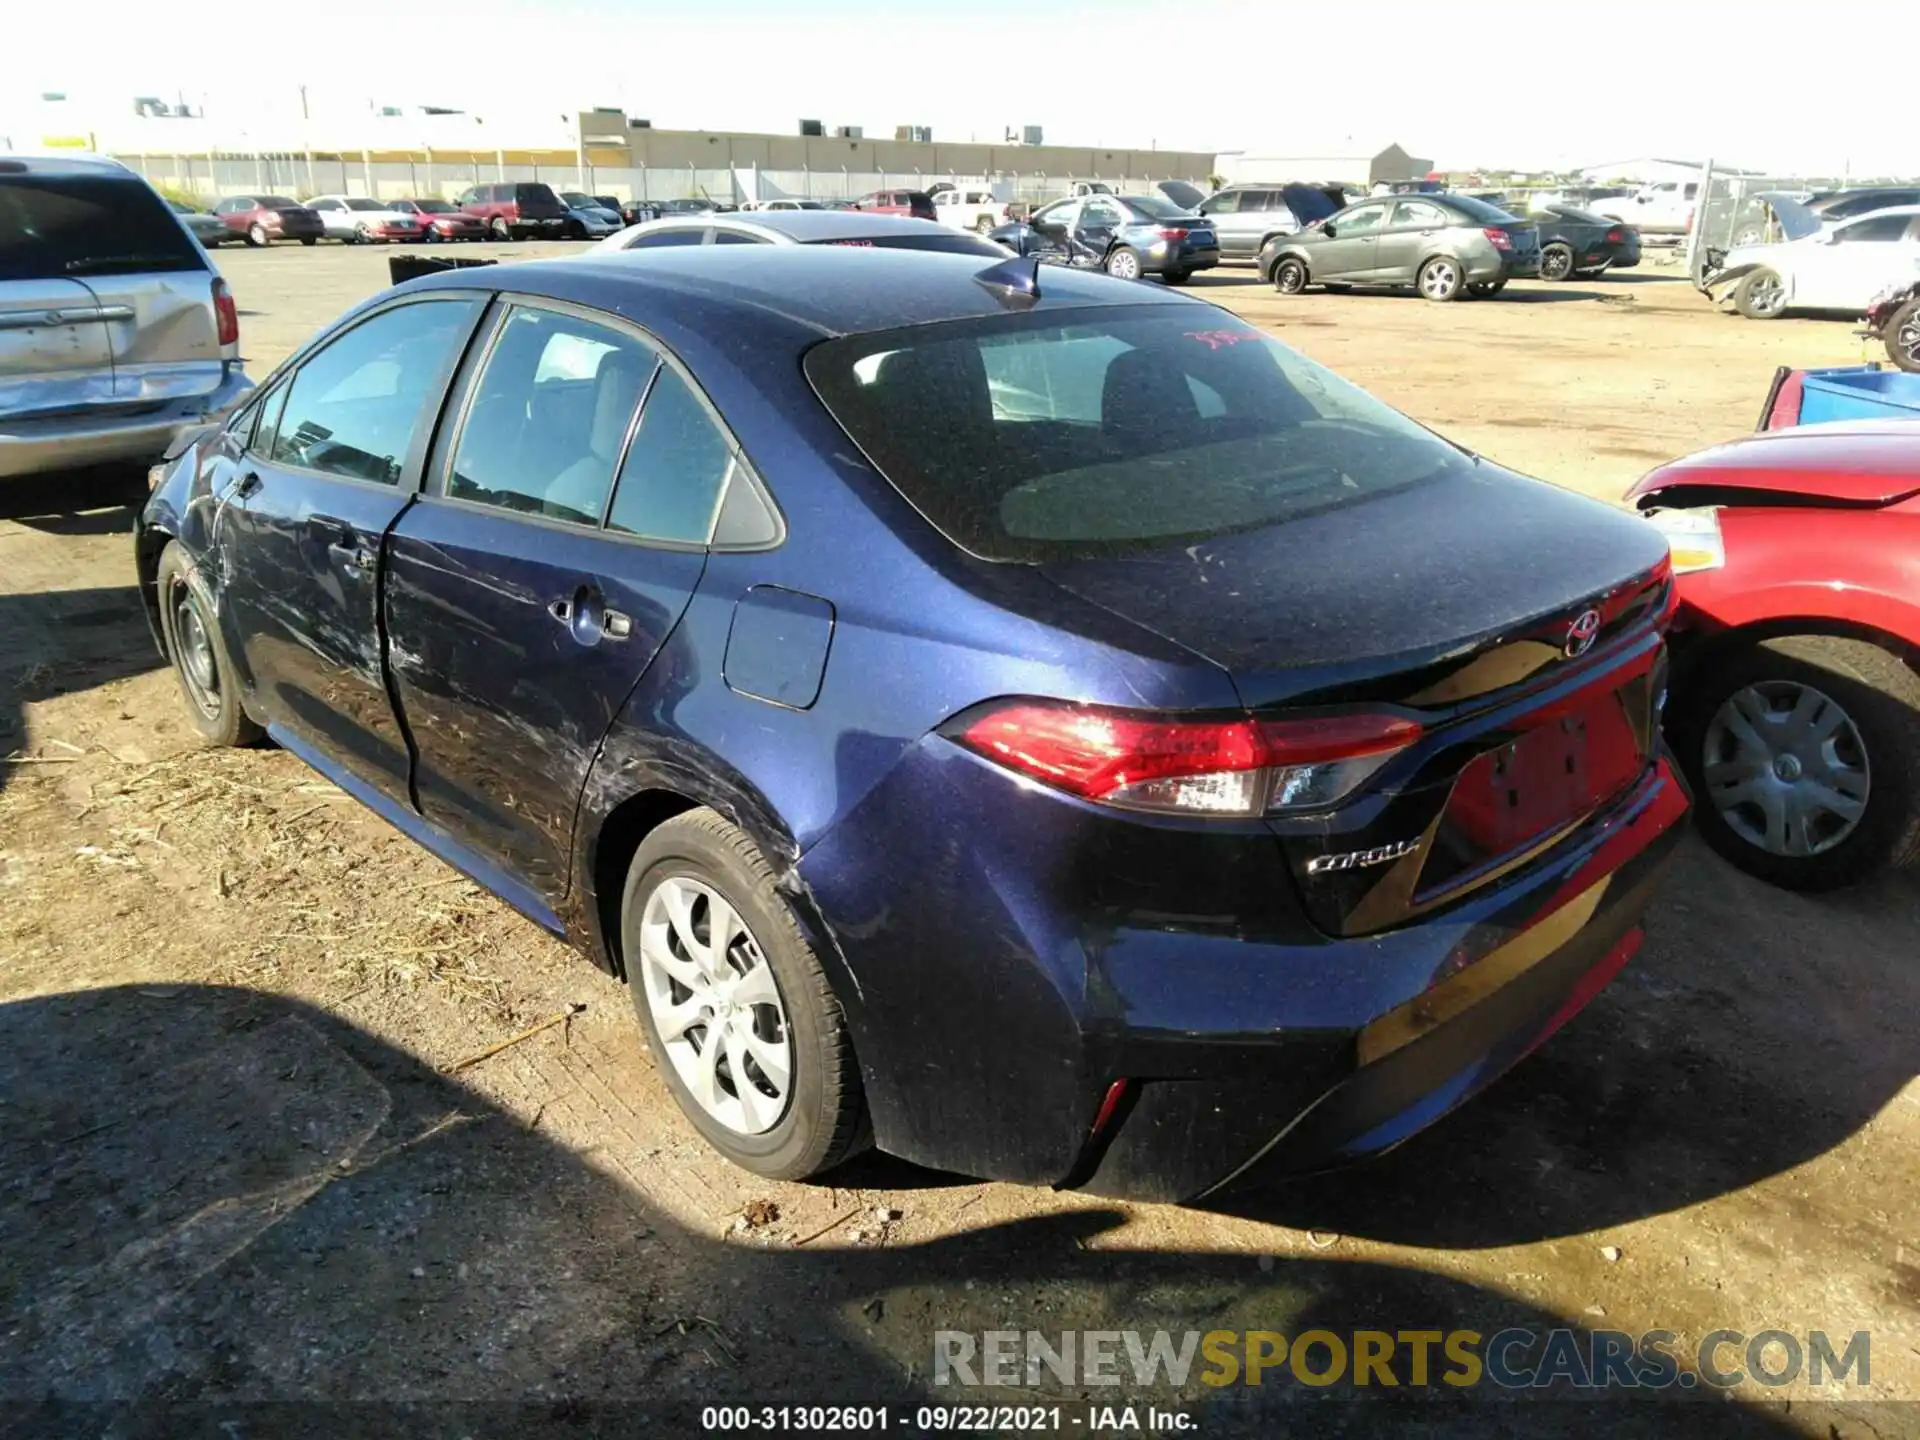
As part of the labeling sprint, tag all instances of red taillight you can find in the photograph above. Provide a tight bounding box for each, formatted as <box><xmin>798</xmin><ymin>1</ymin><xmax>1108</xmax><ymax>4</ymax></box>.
<box><xmin>953</xmin><ymin>701</ymin><xmax>1422</xmax><ymax>817</ymax></box>
<box><xmin>1605</xmin><ymin>227</ymin><xmax>1626</xmax><ymax>244</ymax></box>
<box><xmin>212</xmin><ymin>277</ymin><xmax>239</xmax><ymax>347</ymax></box>
<box><xmin>1484</xmin><ymin>227</ymin><xmax>1512</xmax><ymax>250</ymax></box>
<box><xmin>1157</xmin><ymin>227</ymin><xmax>1189</xmax><ymax>242</ymax></box>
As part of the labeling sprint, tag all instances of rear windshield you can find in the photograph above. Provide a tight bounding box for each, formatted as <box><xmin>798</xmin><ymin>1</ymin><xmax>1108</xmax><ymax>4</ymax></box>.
<box><xmin>0</xmin><ymin>176</ymin><xmax>206</xmax><ymax>280</ymax></box>
<box><xmin>258</xmin><ymin>196</ymin><xmax>300</xmax><ymax>208</ymax></box>
<box><xmin>805</xmin><ymin>308</ymin><xmax>1469</xmax><ymax>563</ymax></box>
<box><xmin>1552</xmin><ymin>206</ymin><xmax>1613</xmax><ymax>226</ymax></box>
<box><xmin>1440</xmin><ymin>194</ymin><xmax>1523</xmax><ymax>225</ymax></box>
<box><xmin>414</xmin><ymin>199</ymin><xmax>454</xmax><ymax>213</ymax></box>
<box><xmin>514</xmin><ymin>183</ymin><xmax>561</xmax><ymax>204</ymax></box>
<box><xmin>805</xmin><ymin>232</ymin><xmax>1007</xmax><ymax>255</ymax></box>
<box><xmin>1121</xmin><ymin>195</ymin><xmax>1188</xmax><ymax>220</ymax></box>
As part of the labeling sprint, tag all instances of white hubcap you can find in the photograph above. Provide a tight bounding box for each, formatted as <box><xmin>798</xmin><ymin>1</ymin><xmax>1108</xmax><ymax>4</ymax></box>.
<box><xmin>638</xmin><ymin>876</ymin><xmax>792</xmax><ymax>1135</ymax></box>
<box><xmin>1703</xmin><ymin>680</ymin><xmax>1870</xmax><ymax>858</ymax></box>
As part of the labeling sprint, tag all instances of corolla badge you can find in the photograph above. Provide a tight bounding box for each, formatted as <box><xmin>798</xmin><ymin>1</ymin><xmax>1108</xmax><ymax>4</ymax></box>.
<box><xmin>1305</xmin><ymin>838</ymin><xmax>1423</xmax><ymax>875</ymax></box>
<box><xmin>1564</xmin><ymin>608</ymin><xmax>1603</xmax><ymax>659</ymax></box>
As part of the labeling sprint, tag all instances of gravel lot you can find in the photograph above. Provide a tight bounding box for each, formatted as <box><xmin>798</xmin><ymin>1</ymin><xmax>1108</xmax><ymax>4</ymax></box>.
<box><xmin>1</xmin><ymin>239</ymin><xmax>1914</xmax><ymax>1436</ymax></box>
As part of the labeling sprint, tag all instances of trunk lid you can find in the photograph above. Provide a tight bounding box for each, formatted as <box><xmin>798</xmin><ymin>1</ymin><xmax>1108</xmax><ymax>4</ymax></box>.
<box><xmin>1039</xmin><ymin>460</ymin><xmax>1674</xmax><ymax>938</ymax></box>
<box><xmin>0</xmin><ymin>277</ymin><xmax>116</xmax><ymax>420</ymax></box>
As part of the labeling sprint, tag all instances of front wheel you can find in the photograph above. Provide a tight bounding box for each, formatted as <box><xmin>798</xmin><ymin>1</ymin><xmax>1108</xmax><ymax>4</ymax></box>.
<box><xmin>1103</xmin><ymin>246</ymin><xmax>1142</xmax><ymax>280</ymax></box>
<box><xmin>246</xmin><ymin>223</ymin><xmax>268</xmax><ymax>247</ymax></box>
<box><xmin>1883</xmin><ymin>297</ymin><xmax>1920</xmax><ymax>373</ymax></box>
<box><xmin>1674</xmin><ymin>636</ymin><xmax>1920</xmax><ymax>890</ymax></box>
<box><xmin>1417</xmin><ymin>255</ymin><xmax>1463</xmax><ymax>301</ymax></box>
<box><xmin>1733</xmin><ymin>267</ymin><xmax>1788</xmax><ymax>319</ymax></box>
<box><xmin>491</xmin><ymin>216</ymin><xmax>514</xmax><ymax>242</ymax></box>
<box><xmin>624</xmin><ymin>810</ymin><xmax>868</xmax><ymax>1180</ymax></box>
<box><xmin>975</xmin><ymin>214</ymin><xmax>996</xmax><ymax>234</ymax></box>
<box><xmin>1539</xmin><ymin>242</ymin><xmax>1575</xmax><ymax>282</ymax></box>
<box><xmin>1271</xmin><ymin>257</ymin><xmax>1308</xmax><ymax>294</ymax></box>
<box><xmin>156</xmin><ymin>541</ymin><xmax>264</xmax><ymax>749</ymax></box>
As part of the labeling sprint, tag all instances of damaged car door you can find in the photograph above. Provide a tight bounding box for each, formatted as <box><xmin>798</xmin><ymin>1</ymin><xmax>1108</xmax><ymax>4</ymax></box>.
<box><xmin>382</xmin><ymin>301</ymin><xmax>729</xmax><ymax>902</ymax></box>
<box><xmin>217</xmin><ymin>296</ymin><xmax>483</xmax><ymax>801</ymax></box>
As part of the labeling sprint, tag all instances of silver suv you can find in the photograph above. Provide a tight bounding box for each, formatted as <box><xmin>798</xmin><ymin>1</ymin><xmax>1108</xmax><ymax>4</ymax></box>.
<box><xmin>1</xmin><ymin>155</ymin><xmax>250</xmax><ymax>479</ymax></box>
<box><xmin>1197</xmin><ymin>182</ymin><xmax>1348</xmax><ymax>260</ymax></box>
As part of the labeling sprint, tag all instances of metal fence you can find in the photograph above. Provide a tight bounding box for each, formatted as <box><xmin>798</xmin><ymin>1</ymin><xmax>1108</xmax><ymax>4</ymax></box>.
<box><xmin>113</xmin><ymin>152</ymin><xmax>1208</xmax><ymax>209</ymax></box>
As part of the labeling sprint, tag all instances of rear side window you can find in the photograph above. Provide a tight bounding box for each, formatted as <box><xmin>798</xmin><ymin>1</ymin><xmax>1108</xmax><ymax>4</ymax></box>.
<box><xmin>1835</xmin><ymin>214</ymin><xmax>1910</xmax><ymax>243</ymax></box>
<box><xmin>805</xmin><ymin>310</ymin><xmax>1469</xmax><ymax>563</ymax></box>
<box><xmin>0</xmin><ymin>176</ymin><xmax>205</xmax><ymax>280</ymax></box>
<box><xmin>270</xmin><ymin>299</ymin><xmax>479</xmax><ymax>484</ymax></box>
<box><xmin>606</xmin><ymin>367</ymin><xmax>733</xmax><ymax>543</ymax></box>
<box><xmin>624</xmin><ymin>228</ymin><xmax>705</xmax><ymax>249</ymax></box>
<box><xmin>449</xmin><ymin>307</ymin><xmax>658</xmax><ymax>526</ymax></box>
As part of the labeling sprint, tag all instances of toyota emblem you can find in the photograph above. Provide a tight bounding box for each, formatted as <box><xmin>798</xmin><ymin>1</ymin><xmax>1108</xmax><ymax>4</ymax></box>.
<box><xmin>1564</xmin><ymin>608</ymin><xmax>1603</xmax><ymax>659</ymax></box>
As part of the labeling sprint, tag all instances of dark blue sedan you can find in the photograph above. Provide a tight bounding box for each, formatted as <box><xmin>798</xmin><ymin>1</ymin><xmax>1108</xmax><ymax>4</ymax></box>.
<box><xmin>136</xmin><ymin>247</ymin><xmax>1688</xmax><ymax>1200</ymax></box>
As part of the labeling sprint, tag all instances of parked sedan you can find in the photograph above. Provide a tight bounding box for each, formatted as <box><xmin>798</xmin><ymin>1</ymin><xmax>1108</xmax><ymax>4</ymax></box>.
<box><xmin>1531</xmin><ymin>204</ymin><xmax>1641</xmax><ymax>281</ymax></box>
<box><xmin>167</xmin><ymin>198</ymin><xmax>230</xmax><ymax>249</ymax></box>
<box><xmin>1261</xmin><ymin>193</ymin><xmax>1541</xmax><ymax>301</ymax></box>
<box><xmin>988</xmin><ymin>194</ymin><xmax>1219</xmax><ymax>282</ymax></box>
<box><xmin>1630</xmin><ymin>423</ymin><xmax>1920</xmax><ymax>890</ymax></box>
<box><xmin>308</xmin><ymin>195</ymin><xmax>425</xmax><ymax>244</ymax></box>
<box><xmin>391</xmin><ymin>198</ymin><xmax>487</xmax><ymax>242</ymax></box>
<box><xmin>591</xmin><ymin>209</ymin><xmax>1006</xmax><ymax>255</ymax></box>
<box><xmin>1708</xmin><ymin>202</ymin><xmax>1920</xmax><ymax>319</ymax></box>
<box><xmin>558</xmin><ymin>191</ymin><xmax>626</xmax><ymax>239</ymax></box>
<box><xmin>136</xmin><ymin>245</ymin><xmax>1685</xmax><ymax>1200</ymax></box>
<box><xmin>210</xmin><ymin>194</ymin><xmax>324</xmax><ymax>247</ymax></box>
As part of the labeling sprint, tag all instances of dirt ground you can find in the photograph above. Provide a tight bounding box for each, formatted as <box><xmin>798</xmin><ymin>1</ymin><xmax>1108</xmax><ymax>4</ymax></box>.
<box><xmin>1</xmin><ymin>240</ymin><xmax>1915</xmax><ymax>1437</ymax></box>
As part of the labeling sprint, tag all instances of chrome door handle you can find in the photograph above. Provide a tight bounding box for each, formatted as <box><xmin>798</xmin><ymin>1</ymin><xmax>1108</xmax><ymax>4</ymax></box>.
<box><xmin>328</xmin><ymin>540</ymin><xmax>374</xmax><ymax>572</ymax></box>
<box><xmin>603</xmin><ymin>609</ymin><xmax>632</xmax><ymax>640</ymax></box>
<box><xmin>548</xmin><ymin>597</ymin><xmax>574</xmax><ymax>624</ymax></box>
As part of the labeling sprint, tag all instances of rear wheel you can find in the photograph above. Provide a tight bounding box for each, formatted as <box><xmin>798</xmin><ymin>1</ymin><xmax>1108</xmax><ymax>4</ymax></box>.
<box><xmin>1539</xmin><ymin>241</ymin><xmax>1576</xmax><ymax>281</ymax></box>
<box><xmin>156</xmin><ymin>541</ymin><xmax>263</xmax><ymax>749</ymax></box>
<box><xmin>1884</xmin><ymin>297</ymin><xmax>1920</xmax><ymax>373</ymax></box>
<box><xmin>1674</xmin><ymin>636</ymin><xmax>1920</xmax><ymax>890</ymax></box>
<box><xmin>491</xmin><ymin>216</ymin><xmax>514</xmax><ymax>242</ymax></box>
<box><xmin>354</xmin><ymin>223</ymin><xmax>374</xmax><ymax>245</ymax></box>
<box><xmin>1161</xmin><ymin>268</ymin><xmax>1192</xmax><ymax>285</ymax></box>
<box><xmin>623</xmin><ymin>810</ymin><xmax>868</xmax><ymax>1180</ymax></box>
<box><xmin>246</xmin><ymin>223</ymin><xmax>268</xmax><ymax>247</ymax></box>
<box><xmin>975</xmin><ymin>214</ymin><xmax>995</xmax><ymax>234</ymax></box>
<box><xmin>1467</xmin><ymin>279</ymin><xmax>1508</xmax><ymax>298</ymax></box>
<box><xmin>299</xmin><ymin>236</ymin><xmax>318</xmax><ymax>247</ymax></box>
<box><xmin>1417</xmin><ymin>255</ymin><xmax>1464</xmax><ymax>301</ymax></box>
<box><xmin>1733</xmin><ymin>267</ymin><xmax>1788</xmax><ymax>319</ymax></box>
<box><xmin>1272</xmin><ymin>257</ymin><xmax>1308</xmax><ymax>294</ymax></box>
<box><xmin>1103</xmin><ymin>246</ymin><xmax>1142</xmax><ymax>280</ymax></box>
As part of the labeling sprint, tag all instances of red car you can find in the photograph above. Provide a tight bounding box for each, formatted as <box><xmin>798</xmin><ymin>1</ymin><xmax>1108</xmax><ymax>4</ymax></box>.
<box><xmin>453</xmin><ymin>181</ymin><xmax>570</xmax><ymax>240</ymax></box>
<box><xmin>1628</xmin><ymin>422</ymin><xmax>1920</xmax><ymax>889</ymax></box>
<box><xmin>210</xmin><ymin>194</ymin><xmax>324</xmax><ymax>247</ymax></box>
<box><xmin>854</xmin><ymin>188</ymin><xmax>937</xmax><ymax>221</ymax></box>
<box><xmin>390</xmin><ymin>198</ymin><xmax>488</xmax><ymax>241</ymax></box>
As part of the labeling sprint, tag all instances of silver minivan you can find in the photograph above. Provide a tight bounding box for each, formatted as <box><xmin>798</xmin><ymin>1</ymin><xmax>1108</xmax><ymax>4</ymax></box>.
<box><xmin>1</xmin><ymin>155</ymin><xmax>250</xmax><ymax>479</ymax></box>
<box><xmin>1197</xmin><ymin>182</ymin><xmax>1348</xmax><ymax>260</ymax></box>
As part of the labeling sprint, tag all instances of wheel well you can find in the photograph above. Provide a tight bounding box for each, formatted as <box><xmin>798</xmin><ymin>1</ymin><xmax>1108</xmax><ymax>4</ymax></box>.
<box><xmin>1676</xmin><ymin>618</ymin><xmax>1920</xmax><ymax>687</ymax></box>
<box><xmin>134</xmin><ymin>525</ymin><xmax>172</xmax><ymax>642</ymax></box>
<box><xmin>590</xmin><ymin>787</ymin><xmax>701</xmax><ymax>980</ymax></box>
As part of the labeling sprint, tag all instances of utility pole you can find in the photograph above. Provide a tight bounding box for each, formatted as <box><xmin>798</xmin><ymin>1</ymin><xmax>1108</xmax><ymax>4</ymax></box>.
<box><xmin>300</xmin><ymin>84</ymin><xmax>315</xmax><ymax>196</ymax></box>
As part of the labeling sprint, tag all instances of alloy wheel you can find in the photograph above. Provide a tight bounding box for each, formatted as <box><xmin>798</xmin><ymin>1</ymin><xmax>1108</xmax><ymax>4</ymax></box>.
<box><xmin>1541</xmin><ymin>245</ymin><xmax>1573</xmax><ymax>281</ymax></box>
<box><xmin>1746</xmin><ymin>273</ymin><xmax>1786</xmax><ymax>316</ymax></box>
<box><xmin>638</xmin><ymin>876</ymin><xmax>793</xmax><ymax>1137</ymax></box>
<box><xmin>1896</xmin><ymin>306</ymin><xmax>1920</xmax><ymax>367</ymax></box>
<box><xmin>1702</xmin><ymin>680</ymin><xmax>1871</xmax><ymax>857</ymax></box>
<box><xmin>1106</xmin><ymin>248</ymin><xmax>1141</xmax><ymax>280</ymax></box>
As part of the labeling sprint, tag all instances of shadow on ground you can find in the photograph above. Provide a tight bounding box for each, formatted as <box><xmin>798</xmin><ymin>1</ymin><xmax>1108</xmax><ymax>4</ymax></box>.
<box><xmin>0</xmin><ymin>464</ymin><xmax>151</xmax><ymax>536</ymax></box>
<box><xmin>1217</xmin><ymin>843</ymin><xmax>1919</xmax><ymax>1250</ymax></box>
<box><xmin>0</xmin><ymin>982</ymin><xmax>1850</xmax><ymax>1437</ymax></box>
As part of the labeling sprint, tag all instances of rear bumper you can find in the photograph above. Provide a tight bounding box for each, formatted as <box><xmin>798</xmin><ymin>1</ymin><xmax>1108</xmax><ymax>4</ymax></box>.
<box><xmin>0</xmin><ymin>366</ymin><xmax>253</xmax><ymax>480</ymax></box>
<box><xmin>797</xmin><ymin>732</ymin><xmax>1690</xmax><ymax>1201</ymax></box>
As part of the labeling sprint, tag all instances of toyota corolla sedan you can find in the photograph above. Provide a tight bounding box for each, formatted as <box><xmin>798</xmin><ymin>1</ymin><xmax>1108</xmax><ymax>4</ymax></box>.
<box><xmin>135</xmin><ymin>248</ymin><xmax>1686</xmax><ymax>1201</ymax></box>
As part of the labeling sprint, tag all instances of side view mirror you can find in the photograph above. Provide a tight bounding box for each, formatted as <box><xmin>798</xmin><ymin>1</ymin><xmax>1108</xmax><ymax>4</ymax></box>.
<box><xmin>1322</xmin><ymin>221</ymin><xmax>1337</xmax><ymax>238</ymax></box>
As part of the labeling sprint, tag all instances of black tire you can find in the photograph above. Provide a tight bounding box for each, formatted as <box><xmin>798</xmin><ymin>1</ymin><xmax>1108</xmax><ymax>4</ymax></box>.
<box><xmin>623</xmin><ymin>809</ymin><xmax>868</xmax><ymax>1180</ymax></box>
<box><xmin>246</xmin><ymin>223</ymin><xmax>268</xmax><ymax>248</ymax></box>
<box><xmin>491</xmin><ymin>216</ymin><xmax>514</xmax><ymax>242</ymax></box>
<box><xmin>1884</xmin><ymin>297</ymin><xmax>1920</xmax><ymax>374</ymax></box>
<box><xmin>299</xmin><ymin>236</ymin><xmax>318</xmax><ymax>247</ymax></box>
<box><xmin>1672</xmin><ymin>636</ymin><xmax>1920</xmax><ymax>891</ymax></box>
<box><xmin>1733</xmin><ymin>267</ymin><xmax>1788</xmax><ymax>319</ymax></box>
<box><xmin>1272</xmin><ymin>257</ymin><xmax>1308</xmax><ymax>294</ymax></box>
<box><xmin>974</xmin><ymin>214</ymin><xmax>995</xmax><ymax>235</ymax></box>
<box><xmin>1161</xmin><ymin>268</ymin><xmax>1192</xmax><ymax>285</ymax></box>
<box><xmin>1322</xmin><ymin>282</ymin><xmax>1352</xmax><ymax>294</ymax></box>
<box><xmin>155</xmin><ymin>540</ymin><xmax>264</xmax><ymax>749</ymax></box>
<box><xmin>1417</xmin><ymin>255</ymin><xmax>1464</xmax><ymax>302</ymax></box>
<box><xmin>1539</xmin><ymin>241</ymin><xmax>1576</xmax><ymax>282</ymax></box>
<box><xmin>1467</xmin><ymin>279</ymin><xmax>1508</xmax><ymax>298</ymax></box>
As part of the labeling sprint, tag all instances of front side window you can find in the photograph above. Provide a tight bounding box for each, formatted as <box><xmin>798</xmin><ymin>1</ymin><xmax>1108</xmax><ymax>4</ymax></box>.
<box><xmin>806</xmin><ymin>310</ymin><xmax>1469</xmax><ymax>563</ymax></box>
<box><xmin>1333</xmin><ymin>205</ymin><xmax>1387</xmax><ymax>236</ymax></box>
<box><xmin>1203</xmin><ymin>191</ymin><xmax>1241</xmax><ymax>215</ymax></box>
<box><xmin>607</xmin><ymin>366</ymin><xmax>733</xmax><ymax>543</ymax></box>
<box><xmin>448</xmin><ymin>307</ymin><xmax>658</xmax><ymax>526</ymax></box>
<box><xmin>268</xmin><ymin>300</ymin><xmax>479</xmax><ymax>484</ymax></box>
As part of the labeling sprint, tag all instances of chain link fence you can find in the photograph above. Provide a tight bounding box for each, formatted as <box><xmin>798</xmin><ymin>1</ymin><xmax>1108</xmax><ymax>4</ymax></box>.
<box><xmin>1684</xmin><ymin>164</ymin><xmax>1858</xmax><ymax>282</ymax></box>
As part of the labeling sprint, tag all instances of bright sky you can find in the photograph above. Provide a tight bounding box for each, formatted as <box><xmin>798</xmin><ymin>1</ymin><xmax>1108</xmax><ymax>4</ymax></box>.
<box><xmin>11</xmin><ymin>0</ymin><xmax>1920</xmax><ymax>175</ymax></box>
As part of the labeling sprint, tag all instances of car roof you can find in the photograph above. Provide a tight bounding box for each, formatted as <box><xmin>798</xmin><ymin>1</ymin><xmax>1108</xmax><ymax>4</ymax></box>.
<box><xmin>404</xmin><ymin>244</ymin><xmax>1191</xmax><ymax>339</ymax></box>
<box><xmin>602</xmin><ymin>209</ymin><xmax>978</xmax><ymax>248</ymax></box>
<box><xmin>0</xmin><ymin>153</ymin><xmax>139</xmax><ymax>179</ymax></box>
<box><xmin>1835</xmin><ymin>204</ymin><xmax>1920</xmax><ymax>222</ymax></box>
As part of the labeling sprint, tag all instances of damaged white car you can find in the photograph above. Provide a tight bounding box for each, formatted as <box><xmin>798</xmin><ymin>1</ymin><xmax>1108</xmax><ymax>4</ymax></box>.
<box><xmin>1705</xmin><ymin>197</ymin><xmax>1920</xmax><ymax>319</ymax></box>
